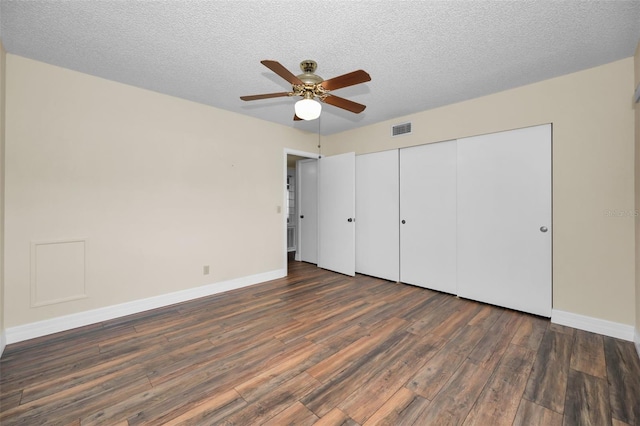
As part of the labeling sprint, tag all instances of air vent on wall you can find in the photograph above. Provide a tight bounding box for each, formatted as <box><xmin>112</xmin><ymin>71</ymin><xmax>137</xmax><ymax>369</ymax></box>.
<box><xmin>392</xmin><ymin>122</ymin><xmax>412</xmax><ymax>137</ymax></box>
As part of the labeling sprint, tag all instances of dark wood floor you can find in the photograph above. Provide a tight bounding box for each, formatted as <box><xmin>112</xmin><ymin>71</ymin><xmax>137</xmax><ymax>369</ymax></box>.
<box><xmin>1</xmin><ymin>259</ymin><xmax>639</xmax><ymax>425</ymax></box>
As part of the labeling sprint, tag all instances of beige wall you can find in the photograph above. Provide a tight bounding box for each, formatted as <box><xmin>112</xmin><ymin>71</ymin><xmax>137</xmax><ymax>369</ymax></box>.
<box><xmin>4</xmin><ymin>55</ymin><xmax>317</xmax><ymax>328</ymax></box>
<box><xmin>634</xmin><ymin>42</ymin><xmax>640</xmax><ymax>336</ymax></box>
<box><xmin>3</xmin><ymin>53</ymin><xmax>637</xmax><ymax>332</ymax></box>
<box><xmin>324</xmin><ymin>58</ymin><xmax>637</xmax><ymax>326</ymax></box>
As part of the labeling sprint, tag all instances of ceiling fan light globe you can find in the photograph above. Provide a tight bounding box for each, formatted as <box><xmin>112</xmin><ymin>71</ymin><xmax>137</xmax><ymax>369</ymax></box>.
<box><xmin>295</xmin><ymin>98</ymin><xmax>321</xmax><ymax>120</ymax></box>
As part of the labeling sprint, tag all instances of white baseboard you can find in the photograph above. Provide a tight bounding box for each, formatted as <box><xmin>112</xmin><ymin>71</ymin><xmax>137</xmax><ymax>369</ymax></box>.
<box><xmin>0</xmin><ymin>329</ymin><xmax>6</xmax><ymax>358</ymax></box>
<box><xmin>635</xmin><ymin>328</ymin><xmax>640</xmax><ymax>361</ymax></box>
<box><xmin>551</xmin><ymin>309</ymin><xmax>635</xmax><ymax>341</ymax></box>
<box><xmin>5</xmin><ymin>268</ymin><xmax>286</xmax><ymax>345</ymax></box>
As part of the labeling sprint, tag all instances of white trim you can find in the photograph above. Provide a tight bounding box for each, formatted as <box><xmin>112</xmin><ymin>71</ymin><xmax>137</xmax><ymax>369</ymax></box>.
<box><xmin>635</xmin><ymin>328</ymin><xmax>640</xmax><ymax>361</ymax></box>
<box><xmin>0</xmin><ymin>330</ymin><xmax>6</xmax><ymax>358</ymax></box>
<box><xmin>5</xmin><ymin>268</ymin><xmax>285</xmax><ymax>345</ymax></box>
<box><xmin>284</xmin><ymin>148</ymin><xmax>321</xmax><ymax>159</ymax></box>
<box><xmin>551</xmin><ymin>309</ymin><xmax>634</xmax><ymax>341</ymax></box>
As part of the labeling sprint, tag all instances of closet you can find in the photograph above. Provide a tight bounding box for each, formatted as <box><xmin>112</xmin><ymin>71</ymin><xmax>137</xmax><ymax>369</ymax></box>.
<box><xmin>348</xmin><ymin>123</ymin><xmax>552</xmax><ymax>317</ymax></box>
<box><xmin>457</xmin><ymin>125</ymin><xmax>552</xmax><ymax>317</ymax></box>
<box><xmin>355</xmin><ymin>150</ymin><xmax>399</xmax><ymax>282</ymax></box>
<box><xmin>318</xmin><ymin>152</ymin><xmax>356</xmax><ymax>276</ymax></box>
<box><xmin>399</xmin><ymin>140</ymin><xmax>457</xmax><ymax>294</ymax></box>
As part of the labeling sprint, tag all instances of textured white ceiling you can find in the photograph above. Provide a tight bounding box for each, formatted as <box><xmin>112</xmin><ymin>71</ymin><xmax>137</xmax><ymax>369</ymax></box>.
<box><xmin>1</xmin><ymin>1</ymin><xmax>639</xmax><ymax>135</ymax></box>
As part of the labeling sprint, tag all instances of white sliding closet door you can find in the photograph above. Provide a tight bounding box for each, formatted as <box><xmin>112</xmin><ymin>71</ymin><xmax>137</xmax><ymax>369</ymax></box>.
<box><xmin>457</xmin><ymin>124</ymin><xmax>552</xmax><ymax>317</ymax></box>
<box><xmin>297</xmin><ymin>159</ymin><xmax>318</xmax><ymax>264</ymax></box>
<box><xmin>318</xmin><ymin>153</ymin><xmax>356</xmax><ymax>276</ymax></box>
<box><xmin>400</xmin><ymin>141</ymin><xmax>457</xmax><ymax>294</ymax></box>
<box><xmin>356</xmin><ymin>150</ymin><xmax>399</xmax><ymax>282</ymax></box>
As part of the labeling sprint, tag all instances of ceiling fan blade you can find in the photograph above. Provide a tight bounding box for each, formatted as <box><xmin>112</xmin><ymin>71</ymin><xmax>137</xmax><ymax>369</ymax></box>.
<box><xmin>320</xmin><ymin>70</ymin><xmax>371</xmax><ymax>91</ymax></box>
<box><xmin>322</xmin><ymin>95</ymin><xmax>367</xmax><ymax>114</ymax></box>
<box><xmin>240</xmin><ymin>92</ymin><xmax>291</xmax><ymax>101</ymax></box>
<box><xmin>261</xmin><ymin>60</ymin><xmax>304</xmax><ymax>85</ymax></box>
<box><xmin>293</xmin><ymin>114</ymin><xmax>302</xmax><ymax>121</ymax></box>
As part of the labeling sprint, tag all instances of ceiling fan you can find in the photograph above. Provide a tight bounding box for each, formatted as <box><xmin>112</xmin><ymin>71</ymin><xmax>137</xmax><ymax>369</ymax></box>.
<box><xmin>240</xmin><ymin>60</ymin><xmax>371</xmax><ymax>121</ymax></box>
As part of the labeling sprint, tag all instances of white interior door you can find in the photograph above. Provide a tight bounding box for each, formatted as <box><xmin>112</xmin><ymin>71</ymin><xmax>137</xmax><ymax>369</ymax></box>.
<box><xmin>297</xmin><ymin>159</ymin><xmax>318</xmax><ymax>264</ymax></box>
<box><xmin>400</xmin><ymin>141</ymin><xmax>457</xmax><ymax>294</ymax></box>
<box><xmin>356</xmin><ymin>150</ymin><xmax>399</xmax><ymax>282</ymax></box>
<box><xmin>318</xmin><ymin>152</ymin><xmax>356</xmax><ymax>276</ymax></box>
<box><xmin>457</xmin><ymin>124</ymin><xmax>552</xmax><ymax>317</ymax></box>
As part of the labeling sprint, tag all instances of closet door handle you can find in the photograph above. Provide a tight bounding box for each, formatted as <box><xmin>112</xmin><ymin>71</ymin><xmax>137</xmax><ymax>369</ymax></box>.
<box><xmin>300</xmin><ymin>215</ymin><xmax>304</xmax><ymax>219</ymax></box>
<box><xmin>401</xmin><ymin>219</ymin><xmax>406</xmax><ymax>224</ymax></box>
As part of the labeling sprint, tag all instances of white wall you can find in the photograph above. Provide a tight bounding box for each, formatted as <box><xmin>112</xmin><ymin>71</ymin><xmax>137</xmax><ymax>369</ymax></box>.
<box><xmin>4</xmin><ymin>55</ymin><xmax>317</xmax><ymax>331</ymax></box>
<box><xmin>324</xmin><ymin>58</ymin><xmax>637</xmax><ymax>329</ymax></box>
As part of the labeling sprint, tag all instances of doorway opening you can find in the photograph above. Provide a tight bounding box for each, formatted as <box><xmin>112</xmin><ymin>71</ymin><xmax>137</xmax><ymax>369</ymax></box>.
<box><xmin>283</xmin><ymin>149</ymin><xmax>320</xmax><ymax>274</ymax></box>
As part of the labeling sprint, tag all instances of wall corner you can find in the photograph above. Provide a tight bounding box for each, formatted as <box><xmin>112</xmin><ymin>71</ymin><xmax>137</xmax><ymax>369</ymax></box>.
<box><xmin>0</xmin><ymin>38</ymin><xmax>6</xmax><ymax>359</ymax></box>
<box><xmin>634</xmin><ymin>39</ymin><xmax>640</xmax><ymax>359</ymax></box>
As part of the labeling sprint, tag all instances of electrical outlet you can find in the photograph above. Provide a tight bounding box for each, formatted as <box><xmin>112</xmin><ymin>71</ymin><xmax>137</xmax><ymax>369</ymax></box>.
<box><xmin>203</xmin><ymin>265</ymin><xmax>210</xmax><ymax>275</ymax></box>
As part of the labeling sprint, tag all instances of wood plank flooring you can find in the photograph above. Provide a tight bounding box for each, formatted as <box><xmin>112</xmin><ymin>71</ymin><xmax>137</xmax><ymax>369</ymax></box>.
<box><xmin>1</xmin><ymin>259</ymin><xmax>639</xmax><ymax>425</ymax></box>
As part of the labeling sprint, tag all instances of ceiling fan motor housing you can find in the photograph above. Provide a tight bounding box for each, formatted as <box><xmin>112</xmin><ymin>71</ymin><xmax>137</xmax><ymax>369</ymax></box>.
<box><xmin>300</xmin><ymin>60</ymin><xmax>317</xmax><ymax>73</ymax></box>
<box><xmin>297</xmin><ymin>60</ymin><xmax>323</xmax><ymax>85</ymax></box>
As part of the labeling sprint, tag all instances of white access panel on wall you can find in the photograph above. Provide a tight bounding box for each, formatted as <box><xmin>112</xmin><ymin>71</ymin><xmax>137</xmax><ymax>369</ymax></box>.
<box><xmin>400</xmin><ymin>140</ymin><xmax>457</xmax><ymax>294</ymax></box>
<box><xmin>457</xmin><ymin>124</ymin><xmax>552</xmax><ymax>317</ymax></box>
<box><xmin>356</xmin><ymin>150</ymin><xmax>400</xmax><ymax>282</ymax></box>
<box><xmin>297</xmin><ymin>159</ymin><xmax>318</xmax><ymax>264</ymax></box>
<box><xmin>318</xmin><ymin>152</ymin><xmax>356</xmax><ymax>276</ymax></box>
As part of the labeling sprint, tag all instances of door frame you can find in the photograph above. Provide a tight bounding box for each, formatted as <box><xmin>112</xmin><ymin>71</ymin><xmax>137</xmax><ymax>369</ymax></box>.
<box><xmin>283</xmin><ymin>148</ymin><xmax>320</xmax><ymax>273</ymax></box>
